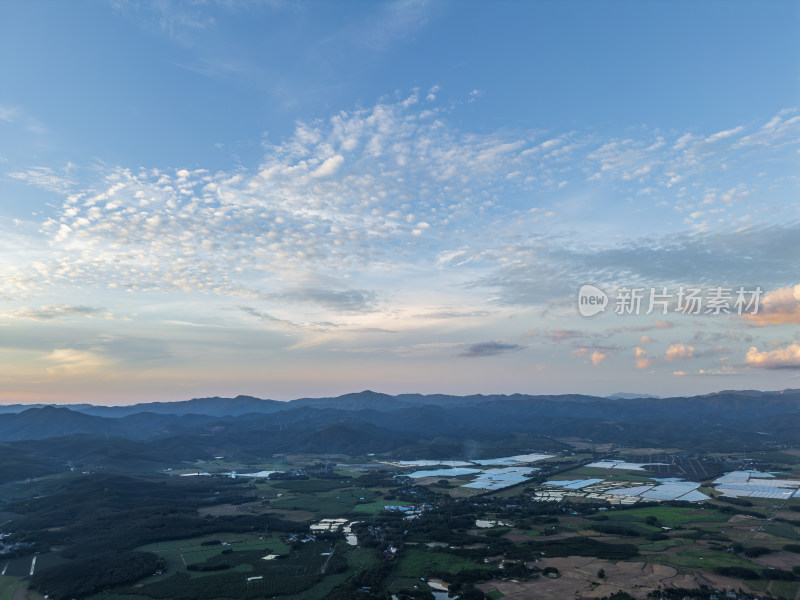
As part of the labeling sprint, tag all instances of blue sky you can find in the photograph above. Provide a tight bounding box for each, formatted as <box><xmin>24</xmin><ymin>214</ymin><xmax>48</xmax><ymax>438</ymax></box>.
<box><xmin>1</xmin><ymin>0</ymin><xmax>799</xmax><ymax>404</ymax></box>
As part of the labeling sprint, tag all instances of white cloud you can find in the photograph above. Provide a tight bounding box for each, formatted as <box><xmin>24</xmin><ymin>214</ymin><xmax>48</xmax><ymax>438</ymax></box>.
<box><xmin>745</xmin><ymin>341</ymin><xmax>800</xmax><ymax>369</ymax></box>
<box><xmin>745</xmin><ymin>284</ymin><xmax>800</xmax><ymax>326</ymax></box>
<box><xmin>311</xmin><ymin>154</ymin><xmax>345</xmax><ymax>178</ymax></box>
<box><xmin>4</xmin><ymin>304</ymin><xmax>104</xmax><ymax>321</ymax></box>
<box><xmin>664</xmin><ymin>343</ymin><xmax>694</xmax><ymax>361</ymax></box>
<box><xmin>5</xmin><ymin>98</ymin><xmax>799</xmax><ymax>331</ymax></box>
<box><xmin>9</xmin><ymin>166</ymin><xmax>73</xmax><ymax>192</ymax></box>
<box><xmin>705</xmin><ymin>125</ymin><xmax>744</xmax><ymax>143</ymax></box>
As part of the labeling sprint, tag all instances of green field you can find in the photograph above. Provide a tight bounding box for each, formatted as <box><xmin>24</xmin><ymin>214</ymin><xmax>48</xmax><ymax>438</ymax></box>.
<box><xmin>121</xmin><ymin>540</ymin><xmax>378</xmax><ymax>600</ymax></box>
<box><xmin>0</xmin><ymin>576</ymin><xmax>22</xmax><ymax>600</ymax></box>
<box><xmin>552</xmin><ymin>466</ymin><xmax>655</xmax><ymax>482</ymax></box>
<box><xmin>603</xmin><ymin>506</ymin><xmax>729</xmax><ymax>528</ymax></box>
<box><xmin>133</xmin><ymin>540</ymin><xmax>336</xmax><ymax>599</ymax></box>
<box><xmin>770</xmin><ymin>579</ymin><xmax>800</xmax><ymax>600</ymax></box>
<box><xmin>270</xmin><ymin>485</ymin><xmax>383</xmax><ymax>517</ymax></box>
<box><xmin>271</xmin><ymin>495</ymin><xmax>357</xmax><ymax>516</ymax></box>
<box><xmin>645</xmin><ymin>545</ymin><xmax>761</xmax><ymax>571</ymax></box>
<box><xmin>638</xmin><ymin>538</ymin><xmax>685</xmax><ymax>551</ymax></box>
<box><xmin>136</xmin><ymin>533</ymin><xmax>290</xmax><ymax>579</ymax></box>
<box><xmin>392</xmin><ymin>548</ymin><xmax>490</xmax><ymax>578</ymax></box>
<box><xmin>278</xmin><ymin>547</ymin><xmax>381</xmax><ymax>600</ymax></box>
<box><xmin>271</xmin><ymin>479</ymin><xmax>359</xmax><ymax>494</ymax></box>
<box><xmin>386</xmin><ymin>548</ymin><xmax>492</xmax><ymax>594</ymax></box>
<box><xmin>762</xmin><ymin>521</ymin><xmax>800</xmax><ymax>541</ymax></box>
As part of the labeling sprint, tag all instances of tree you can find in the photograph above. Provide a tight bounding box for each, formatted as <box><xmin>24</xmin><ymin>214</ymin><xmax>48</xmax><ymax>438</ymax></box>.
<box><xmin>644</xmin><ymin>516</ymin><xmax>661</xmax><ymax>527</ymax></box>
<box><xmin>461</xmin><ymin>586</ymin><xmax>486</xmax><ymax>600</ymax></box>
<box><xmin>597</xmin><ymin>568</ymin><xmax>606</xmax><ymax>579</ymax></box>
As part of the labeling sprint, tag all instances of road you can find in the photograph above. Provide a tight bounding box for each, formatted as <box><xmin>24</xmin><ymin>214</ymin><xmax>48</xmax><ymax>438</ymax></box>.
<box><xmin>320</xmin><ymin>545</ymin><xmax>336</xmax><ymax>574</ymax></box>
<box><xmin>742</xmin><ymin>499</ymin><xmax>785</xmax><ymax>545</ymax></box>
<box><xmin>11</xmin><ymin>585</ymin><xmax>28</xmax><ymax>600</ymax></box>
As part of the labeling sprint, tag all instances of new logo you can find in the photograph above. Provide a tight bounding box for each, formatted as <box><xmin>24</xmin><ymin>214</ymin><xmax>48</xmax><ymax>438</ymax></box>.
<box><xmin>578</xmin><ymin>284</ymin><xmax>608</xmax><ymax>317</ymax></box>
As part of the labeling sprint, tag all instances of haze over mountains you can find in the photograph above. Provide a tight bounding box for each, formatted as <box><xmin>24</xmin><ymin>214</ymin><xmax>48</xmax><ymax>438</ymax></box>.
<box><xmin>1</xmin><ymin>389</ymin><xmax>799</xmax><ymax>450</ymax></box>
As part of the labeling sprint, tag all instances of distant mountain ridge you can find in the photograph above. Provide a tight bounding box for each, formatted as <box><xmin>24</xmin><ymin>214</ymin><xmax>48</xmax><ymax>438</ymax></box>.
<box><xmin>0</xmin><ymin>389</ymin><xmax>798</xmax><ymax>448</ymax></box>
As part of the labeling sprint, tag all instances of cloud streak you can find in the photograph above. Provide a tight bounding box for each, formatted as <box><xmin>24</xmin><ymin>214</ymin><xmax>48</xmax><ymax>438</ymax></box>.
<box><xmin>460</xmin><ymin>341</ymin><xmax>522</xmax><ymax>358</ymax></box>
<box><xmin>4</xmin><ymin>304</ymin><xmax>105</xmax><ymax>321</ymax></box>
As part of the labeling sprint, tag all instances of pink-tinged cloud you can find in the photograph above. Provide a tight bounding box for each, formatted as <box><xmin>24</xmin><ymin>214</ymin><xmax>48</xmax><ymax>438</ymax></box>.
<box><xmin>745</xmin><ymin>341</ymin><xmax>800</xmax><ymax>369</ymax></box>
<box><xmin>572</xmin><ymin>348</ymin><xmax>608</xmax><ymax>366</ymax></box>
<box><xmin>591</xmin><ymin>351</ymin><xmax>607</xmax><ymax>366</ymax></box>
<box><xmin>634</xmin><ymin>346</ymin><xmax>653</xmax><ymax>369</ymax></box>
<box><xmin>673</xmin><ymin>371</ymin><xmax>687</xmax><ymax>376</ymax></box>
<box><xmin>697</xmin><ymin>365</ymin><xmax>737</xmax><ymax>375</ymax></box>
<box><xmin>745</xmin><ymin>284</ymin><xmax>800</xmax><ymax>326</ymax></box>
<box><xmin>664</xmin><ymin>343</ymin><xmax>695</xmax><ymax>361</ymax></box>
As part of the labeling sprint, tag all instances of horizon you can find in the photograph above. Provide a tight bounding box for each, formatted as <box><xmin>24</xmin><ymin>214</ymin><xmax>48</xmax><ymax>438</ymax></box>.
<box><xmin>1</xmin><ymin>1</ymin><xmax>799</xmax><ymax>405</ymax></box>
<box><xmin>4</xmin><ymin>386</ymin><xmax>800</xmax><ymax>408</ymax></box>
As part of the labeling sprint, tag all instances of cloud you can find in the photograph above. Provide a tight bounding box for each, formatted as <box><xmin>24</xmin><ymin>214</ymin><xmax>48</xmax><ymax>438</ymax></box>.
<box><xmin>705</xmin><ymin>125</ymin><xmax>745</xmax><ymax>143</ymax></box>
<box><xmin>44</xmin><ymin>348</ymin><xmax>112</xmax><ymax>376</ymax></box>
<box><xmin>0</xmin><ymin>104</ymin><xmax>47</xmax><ymax>135</ymax></box>
<box><xmin>734</xmin><ymin>110</ymin><xmax>800</xmax><ymax>151</ymax></box>
<box><xmin>92</xmin><ymin>334</ymin><xmax>173</xmax><ymax>364</ymax></box>
<box><xmin>698</xmin><ymin>366</ymin><xmax>737</xmax><ymax>376</ymax></box>
<box><xmin>5</xmin><ymin>304</ymin><xmax>104</xmax><ymax>321</ymax></box>
<box><xmin>311</xmin><ymin>154</ymin><xmax>344</xmax><ymax>178</ymax></box>
<box><xmin>664</xmin><ymin>343</ymin><xmax>695</xmax><ymax>361</ymax></box>
<box><xmin>459</xmin><ymin>341</ymin><xmax>522</xmax><ymax>358</ymax></box>
<box><xmin>271</xmin><ymin>288</ymin><xmax>378</xmax><ymax>313</ymax></box>
<box><xmin>745</xmin><ymin>341</ymin><xmax>800</xmax><ymax>369</ymax></box>
<box><xmin>417</xmin><ymin>310</ymin><xmax>491</xmax><ymax>319</ymax></box>
<box><xmin>323</xmin><ymin>0</ymin><xmax>438</xmax><ymax>54</ymax></box>
<box><xmin>634</xmin><ymin>346</ymin><xmax>654</xmax><ymax>369</ymax></box>
<box><xmin>474</xmin><ymin>223</ymin><xmax>800</xmax><ymax>307</ymax></box>
<box><xmin>13</xmin><ymin>94</ymin><xmax>565</xmax><ymax>301</ymax></box>
<box><xmin>7</xmin><ymin>98</ymin><xmax>800</xmax><ymax>321</ymax></box>
<box><xmin>239</xmin><ymin>306</ymin><xmax>298</xmax><ymax>329</ymax></box>
<box><xmin>161</xmin><ymin>320</ymin><xmax>225</xmax><ymax>328</ymax></box>
<box><xmin>586</xmin><ymin>137</ymin><xmax>662</xmax><ymax>182</ymax></box>
<box><xmin>591</xmin><ymin>351</ymin><xmax>607</xmax><ymax>366</ymax></box>
<box><xmin>526</xmin><ymin>328</ymin><xmax>584</xmax><ymax>341</ymax></box>
<box><xmin>745</xmin><ymin>284</ymin><xmax>800</xmax><ymax>326</ymax></box>
<box><xmin>9</xmin><ymin>165</ymin><xmax>74</xmax><ymax>193</ymax></box>
<box><xmin>605</xmin><ymin>319</ymin><xmax>676</xmax><ymax>335</ymax></box>
<box><xmin>109</xmin><ymin>0</ymin><xmax>218</xmax><ymax>39</ymax></box>
<box><xmin>571</xmin><ymin>347</ymin><xmax>616</xmax><ymax>367</ymax></box>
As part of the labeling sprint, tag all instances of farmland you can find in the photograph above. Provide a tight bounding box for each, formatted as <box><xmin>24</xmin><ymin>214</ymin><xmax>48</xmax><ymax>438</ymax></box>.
<box><xmin>3</xmin><ymin>419</ymin><xmax>800</xmax><ymax>599</ymax></box>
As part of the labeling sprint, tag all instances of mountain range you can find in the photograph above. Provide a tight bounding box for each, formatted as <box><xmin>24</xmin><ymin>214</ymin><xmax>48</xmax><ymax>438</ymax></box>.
<box><xmin>0</xmin><ymin>388</ymin><xmax>798</xmax><ymax>441</ymax></box>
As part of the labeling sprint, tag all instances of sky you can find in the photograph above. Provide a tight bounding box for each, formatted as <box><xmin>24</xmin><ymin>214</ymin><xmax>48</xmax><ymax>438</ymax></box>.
<box><xmin>1</xmin><ymin>0</ymin><xmax>799</xmax><ymax>405</ymax></box>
